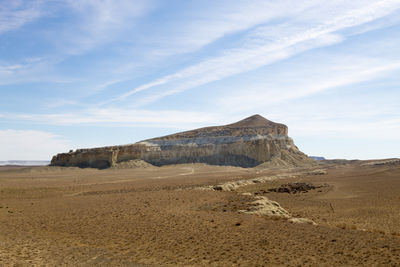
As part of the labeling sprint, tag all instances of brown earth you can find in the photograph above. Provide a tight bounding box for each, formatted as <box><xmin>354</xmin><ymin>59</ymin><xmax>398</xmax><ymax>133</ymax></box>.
<box><xmin>0</xmin><ymin>160</ymin><xmax>399</xmax><ymax>266</ymax></box>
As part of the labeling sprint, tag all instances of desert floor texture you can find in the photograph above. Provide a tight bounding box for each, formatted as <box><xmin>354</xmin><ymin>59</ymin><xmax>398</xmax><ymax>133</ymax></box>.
<box><xmin>1</xmin><ymin>159</ymin><xmax>400</xmax><ymax>266</ymax></box>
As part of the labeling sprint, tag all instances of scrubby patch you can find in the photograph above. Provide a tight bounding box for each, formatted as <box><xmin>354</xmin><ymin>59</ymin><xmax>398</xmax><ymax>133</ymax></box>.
<box><xmin>238</xmin><ymin>196</ymin><xmax>290</xmax><ymax>218</ymax></box>
<box><xmin>112</xmin><ymin>159</ymin><xmax>156</xmax><ymax>169</ymax></box>
<box><xmin>198</xmin><ymin>188</ymin><xmax>317</xmax><ymax>225</ymax></box>
<box><xmin>306</xmin><ymin>169</ymin><xmax>327</xmax><ymax>175</ymax></box>
<box><xmin>197</xmin><ymin>173</ymin><xmax>298</xmax><ymax>192</ymax></box>
<box><xmin>198</xmin><ymin>193</ymin><xmax>254</xmax><ymax>213</ymax></box>
<box><xmin>194</xmin><ymin>170</ymin><xmax>329</xmax><ymax>225</ymax></box>
<box><xmin>361</xmin><ymin>159</ymin><xmax>400</xmax><ymax>167</ymax></box>
<box><xmin>198</xmin><ymin>193</ymin><xmax>291</xmax><ymax>219</ymax></box>
<box><xmin>236</xmin><ymin>195</ymin><xmax>317</xmax><ymax>225</ymax></box>
<box><xmin>288</xmin><ymin>217</ymin><xmax>317</xmax><ymax>225</ymax></box>
<box><xmin>196</xmin><ymin>169</ymin><xmax>327</xmax><ymax>192</ymax></box>
<box><xmin>267</xmin><ymin>182</ymin><xmax>326</xmax><ymax>194</ymax></box>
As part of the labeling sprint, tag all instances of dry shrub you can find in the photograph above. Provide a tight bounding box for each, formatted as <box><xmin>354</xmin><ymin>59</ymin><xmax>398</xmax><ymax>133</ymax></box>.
<box><xmin>371</xmin><ymin>228</ymin><xmax>386</xmax><ymax>235</ymax></box>
<box><xmin>336</xmin><ymin>222</ymin><xmax>347</xmax><ymax>229</ymax></box>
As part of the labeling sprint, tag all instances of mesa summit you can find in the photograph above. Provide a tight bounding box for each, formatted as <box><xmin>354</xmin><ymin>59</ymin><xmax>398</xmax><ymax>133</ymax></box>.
<box><xmin>51</xmin><ymin>115</ymin><xmax>312</xmax><ymax>169</ymax></box>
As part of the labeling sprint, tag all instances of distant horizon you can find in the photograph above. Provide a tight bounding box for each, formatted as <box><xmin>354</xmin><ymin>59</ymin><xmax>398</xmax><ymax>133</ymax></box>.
<box><xmin>0</xmin><ymin>160</ymin><xmax>50</xmax><ymax>166</ymax></box>
<box><xmin>1</xmin><ymin>1</ymin><xmax>399</xmax><ymax>161</ymax></box>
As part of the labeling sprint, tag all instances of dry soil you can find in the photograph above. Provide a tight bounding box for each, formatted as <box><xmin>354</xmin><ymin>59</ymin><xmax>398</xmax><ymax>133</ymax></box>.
<box><xmin>0</xmin><ymin>161</ymin><xmax>399</xmax><ymax>266</ymax></box>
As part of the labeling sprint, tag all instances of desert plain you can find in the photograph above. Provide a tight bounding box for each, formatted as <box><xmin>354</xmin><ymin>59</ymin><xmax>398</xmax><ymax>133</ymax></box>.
<box><xmin>1</xmin><ymin>159</ymin><xmax>400</xmax><ymax>266</ymax></box>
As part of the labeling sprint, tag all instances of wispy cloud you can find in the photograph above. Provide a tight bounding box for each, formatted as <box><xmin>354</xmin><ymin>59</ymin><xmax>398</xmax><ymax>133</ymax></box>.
<box><xmin>113</xmin><ymin>1</ymin><xmax>400</xmax><ymax>105</ymax></box>
<box><xmin>219</xmin><ymin>56</ymin><xmax>400</xmax><ymax>111</ymax></box>
<box><xmin>0</xmin><ymin>0</ymin><xmax>45</xmax><ymax>34</ymax></box>
<box><xmin>0</xmin><ymin>58</ymin><xmax>76</xmax><ymax>85</ymax></box>
<box><xmin>0</xmin><ymin>0</ymin><xmax>156</xmax><ymax>86</ymax></box>
<box><xmin>142</xmin><ymin>0</ymin><xmax>318</xmax><ymax>56</ymax></box>
<box><xmin>3</xmin><ymin>98</ymin><xmax>400</xmax><ymax>142</ymax></box>
<box><xmin>2</xmin><ymin>109</ymin><xmax>228</xmax><ymax>129</ymax></box>
<box><xmin>62</xmin><ymin>0</ymin><xmax>156</xmax><ymax>55</ymax></box>
<box><xmin>1</xmin><ymin>1</ymin><xmax>400</xmax><ymax>161</ymax></box>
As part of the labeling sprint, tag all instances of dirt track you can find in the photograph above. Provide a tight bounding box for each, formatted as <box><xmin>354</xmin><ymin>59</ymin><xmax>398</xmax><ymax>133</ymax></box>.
<box><xmin>0</xmin><ymin>162</ymin><xmax>399</xmax><ymax>266</ymax></box>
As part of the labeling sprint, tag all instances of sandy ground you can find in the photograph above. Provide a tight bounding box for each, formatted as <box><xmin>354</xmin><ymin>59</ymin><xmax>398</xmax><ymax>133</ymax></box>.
<box><xmin>0</xmin><ymin>161</ymin><xmax>399</xmax><ymax>266</ymax></box>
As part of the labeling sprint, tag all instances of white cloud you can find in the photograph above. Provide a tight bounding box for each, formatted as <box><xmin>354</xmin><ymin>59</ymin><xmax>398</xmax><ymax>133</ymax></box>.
<box><xmin>0</xmin><ymin>0</ymin><xmax>156</xmax><ymax>87</ymax></box>
<box><xmin>219</xmin><ymin>57</ymin><xmax>400</xmax><ymax>110</ymax></box>
<box><xmin>113</xmin><ymin>0</ymin><xmax>400</xmax><ymax>105</ymax></box>
<box><xmin>0</xmin><ymin>130</ymin><xmax>71</xmax><ymax>160</ymax></box>
<box><xmin>44</xmin><ymin>99</ymin><xmax>80</xmax><ymax>109</ymax></box>
<box><xmin>145</xmin><ymin>0</ymin><xmax>318</xmax><ymax>56</ymax></box>
<box><xmin>0</xmin><ymin>0</ymin><xmax>45</xmax><ymax>34</ymax></box>
<box><xmin>62</xmin><ymin>0</ymin><xmax>155</xmax><ymax>55</ymax></box>
<box><xmin>3</xmin><ymin>109</ymin><xmax>229</xmax><ymax>130</ymax></box>
<box><xmin>0</xmin><ymin>58</ymin><xmax>76</xmax><ymax>85</ymax></box>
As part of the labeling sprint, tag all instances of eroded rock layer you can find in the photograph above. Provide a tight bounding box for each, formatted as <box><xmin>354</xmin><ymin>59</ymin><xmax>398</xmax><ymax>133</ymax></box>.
<box><xmin>50</xmin><ymin>115</ymin><xmax>311</xmax><ymax>168</ymax></box>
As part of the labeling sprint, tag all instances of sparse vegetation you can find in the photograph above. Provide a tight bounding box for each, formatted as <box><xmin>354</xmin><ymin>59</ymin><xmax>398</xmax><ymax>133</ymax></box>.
<box><xmin>0</xmin><ymin>161</ymin><xmax>399</xmax><ymax>266</ymax></box>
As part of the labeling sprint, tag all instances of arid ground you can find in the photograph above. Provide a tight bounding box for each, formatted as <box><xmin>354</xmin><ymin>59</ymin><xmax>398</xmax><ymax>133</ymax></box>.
<box><xmin>1</xmin><ymin>160</ymin><xmax>400</xmax><ymax>266</ymax></box>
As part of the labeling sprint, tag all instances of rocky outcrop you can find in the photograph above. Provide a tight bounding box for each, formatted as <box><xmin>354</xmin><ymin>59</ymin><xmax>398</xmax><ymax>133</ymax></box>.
<box><xmin>50</xmin><ymin>114</ymin><xmax>312</xmax><ymax>168</ymax></box>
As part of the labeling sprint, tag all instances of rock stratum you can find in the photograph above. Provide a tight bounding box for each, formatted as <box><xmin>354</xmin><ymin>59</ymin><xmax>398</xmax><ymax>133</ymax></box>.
<box><xmin>51</xmin><ymin>115</ymin><xmax>312</xmax><ymax>168</ymax></box>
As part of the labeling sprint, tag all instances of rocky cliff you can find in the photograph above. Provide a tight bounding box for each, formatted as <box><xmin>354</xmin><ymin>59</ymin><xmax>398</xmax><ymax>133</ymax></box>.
<box><xmin>50</xmin><ymin>115</ymin><xmax>312</xmax><ymax>168</ymax></box>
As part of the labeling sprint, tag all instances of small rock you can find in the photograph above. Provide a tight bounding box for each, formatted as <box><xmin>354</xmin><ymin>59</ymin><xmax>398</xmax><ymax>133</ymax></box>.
<box><xmin>213</xmin><ymin>186</ymin><xmax>223</xmax><ymax>191</ymax></box>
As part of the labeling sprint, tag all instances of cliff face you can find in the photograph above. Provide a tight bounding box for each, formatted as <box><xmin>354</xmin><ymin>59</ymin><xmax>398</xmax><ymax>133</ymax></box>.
<box><xmin>50</xmin><ymin>115</ymin><xmax>311</xmax><ymax>168</ymax></box>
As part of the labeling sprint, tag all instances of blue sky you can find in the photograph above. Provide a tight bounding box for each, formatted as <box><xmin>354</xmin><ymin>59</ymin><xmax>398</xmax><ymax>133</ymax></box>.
<box><xmin>1</xmin><ymin>0</ymin><xmax>400</xmax><ymax>160</ymax></box>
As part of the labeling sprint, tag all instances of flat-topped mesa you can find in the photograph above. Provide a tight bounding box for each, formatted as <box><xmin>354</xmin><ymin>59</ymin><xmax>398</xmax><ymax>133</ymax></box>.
<box><xmin>149</xmin><ymin>114</ymin><xmax>288</xmax><ymax>141</ymax></box>
<box><xmin>51</xmin><ymin>115</ymin><xmax>311</xmax><ymax>168</ymax></box>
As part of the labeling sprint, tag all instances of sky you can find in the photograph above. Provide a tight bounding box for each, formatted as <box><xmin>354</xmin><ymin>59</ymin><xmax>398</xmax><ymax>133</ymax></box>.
<box><xmin>0</xmin><ymin>0</ymin><xmax>400</xmax><ymax>161</ymax></box>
